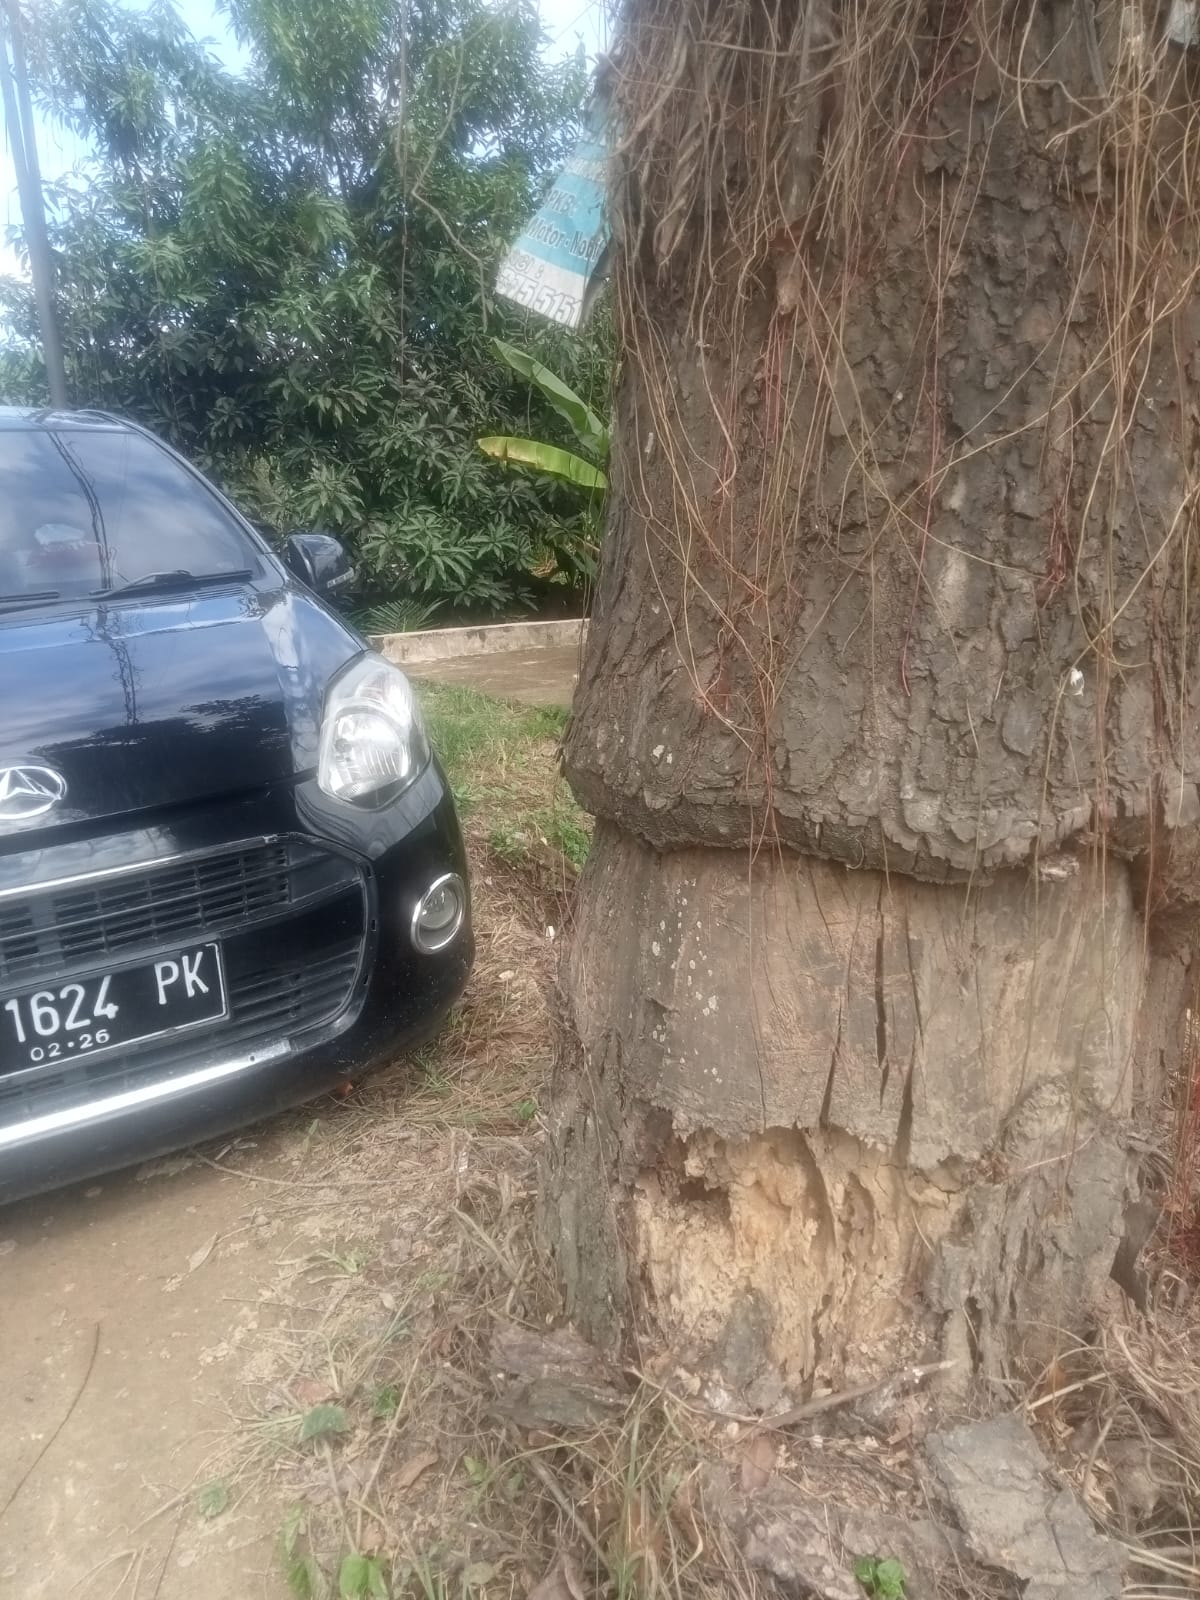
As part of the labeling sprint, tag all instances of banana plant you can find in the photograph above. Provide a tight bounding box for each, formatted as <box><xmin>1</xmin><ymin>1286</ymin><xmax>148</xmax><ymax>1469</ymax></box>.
<box><xmin>478</xmin><ymin>338</ymin><xmax>609</xmax><ymax>496</ymax></box>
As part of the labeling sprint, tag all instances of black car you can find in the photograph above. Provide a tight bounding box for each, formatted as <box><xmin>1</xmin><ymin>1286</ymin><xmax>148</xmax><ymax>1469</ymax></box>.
<box><xmin>0</xmin><ymin>409</ymin><xmax>472</xmax><ymax>1201</ymax></box>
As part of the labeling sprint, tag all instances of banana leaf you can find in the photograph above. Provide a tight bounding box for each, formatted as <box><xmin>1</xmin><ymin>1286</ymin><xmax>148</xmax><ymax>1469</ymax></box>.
<box><xmin>478</xmin><ymin>436</ymin><xmax>608</xmax><ymax>492</ymax></box>
<box><xmin>490</xmin><ymin>340</ymin><xmax>609</xmax><ymax>459</ymax></box>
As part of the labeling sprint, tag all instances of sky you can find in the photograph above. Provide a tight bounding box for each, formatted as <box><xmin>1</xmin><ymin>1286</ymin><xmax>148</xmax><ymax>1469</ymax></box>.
<box><xmin>0</xmin><ymin>0</ymin><xmax>608</xmax><ymax>270</ymax></box>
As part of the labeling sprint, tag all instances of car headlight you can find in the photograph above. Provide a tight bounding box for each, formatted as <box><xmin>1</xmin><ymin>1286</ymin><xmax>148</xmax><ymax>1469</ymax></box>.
<box><xmin>318</xmin><ymin>654</ymin><xmax>431</xmax><ymax>804</ymax></box>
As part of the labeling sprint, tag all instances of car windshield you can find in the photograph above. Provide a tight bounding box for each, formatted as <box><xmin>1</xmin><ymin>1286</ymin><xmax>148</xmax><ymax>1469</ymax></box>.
<box><xmin>0</xmin><ymin>426</ymin><xmax>259</xmax><ymax>603</ymax></box>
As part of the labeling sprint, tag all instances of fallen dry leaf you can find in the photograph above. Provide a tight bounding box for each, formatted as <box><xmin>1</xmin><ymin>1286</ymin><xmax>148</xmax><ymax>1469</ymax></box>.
<box><xmin>187</xmin><ymin>1233</ymin><xmax>219</xmax><ymax>1274</ymax></box>
<box><xmin>293</xmin><ymin>1376</ymin><xmax>336</xmax><ymax>1408</ymax></box>
<box><xmin>740</xmin><ymin>1432</ymin><xmax>776</xmax><ymax>1492</ymax></box>
<box><xmin>394</xmin><ymin>1449</ymin><xmax>439</xmax><ymax>1491</ymax></box>
<box><xmin>527</xmin><ymin>1553</ymin><xmax>586</xmax><ymax>1600</ymax></box>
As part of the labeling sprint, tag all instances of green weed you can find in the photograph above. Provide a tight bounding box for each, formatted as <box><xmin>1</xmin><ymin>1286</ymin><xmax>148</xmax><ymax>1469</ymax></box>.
<box><xmin>854</xmin><ymin>1555</ymin><xmax>908</xmax><ymax>1598</ymax></box>
<box><xmin>196</xmin><ymin>1478</ymin><xmax>230</xmax><ymax>1519</ymax></box>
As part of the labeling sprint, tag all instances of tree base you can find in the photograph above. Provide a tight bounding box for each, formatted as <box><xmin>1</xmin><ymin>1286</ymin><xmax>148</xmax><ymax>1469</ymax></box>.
<box><xmin>542</xmin><ymin>825</ymin><xmax>1145</xmax><ymax>1388</ymax></box>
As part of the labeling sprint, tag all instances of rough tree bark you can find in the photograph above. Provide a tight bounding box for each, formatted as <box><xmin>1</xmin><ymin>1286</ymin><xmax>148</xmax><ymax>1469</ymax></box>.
<box><xmin>542</xmin><ymin>0</ymin><xmax>1200</xmax><ymax>1389</ymax></box>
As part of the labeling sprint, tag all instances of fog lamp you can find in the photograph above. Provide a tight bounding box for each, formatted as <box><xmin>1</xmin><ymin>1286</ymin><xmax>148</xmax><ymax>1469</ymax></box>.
<box><xmin>411</xmin><ymin>873</ymin><xmax>466</xmax><ymax>954</ymax></box>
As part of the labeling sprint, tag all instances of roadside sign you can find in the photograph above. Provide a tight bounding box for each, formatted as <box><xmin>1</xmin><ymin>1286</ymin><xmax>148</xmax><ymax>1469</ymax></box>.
<box><xmin>495</xmin><ymin>80</ymin><xmax>611</xmax><ymax>329</ymax></box>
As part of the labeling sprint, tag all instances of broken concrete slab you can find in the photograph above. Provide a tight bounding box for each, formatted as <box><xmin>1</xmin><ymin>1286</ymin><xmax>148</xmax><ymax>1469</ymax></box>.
<box><xmin>926</xmin><ymin>1414</ymin><xmax>1122</xmax><ymax>1599</ymax></box>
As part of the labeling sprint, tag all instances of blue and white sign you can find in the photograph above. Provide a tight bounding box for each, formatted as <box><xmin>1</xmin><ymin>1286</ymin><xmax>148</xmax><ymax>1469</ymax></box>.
<box><xmin>495</xmin><ymin>87</ymin><xmax>611</xmax><ymax>329</ymax></box>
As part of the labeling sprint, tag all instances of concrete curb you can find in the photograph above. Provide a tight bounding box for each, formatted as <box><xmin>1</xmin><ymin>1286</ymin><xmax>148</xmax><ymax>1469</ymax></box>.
<box><xmin>373</xmin><ymin>617</ymin><xmax>586</xmax><ymax>666</ymax></box>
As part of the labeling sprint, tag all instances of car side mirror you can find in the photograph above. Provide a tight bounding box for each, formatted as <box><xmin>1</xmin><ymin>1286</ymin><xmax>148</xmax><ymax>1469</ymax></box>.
<box><xmin>284</xmin><ymin>533</ymin><xmax>356</xmax><ymax>602</ymax></box>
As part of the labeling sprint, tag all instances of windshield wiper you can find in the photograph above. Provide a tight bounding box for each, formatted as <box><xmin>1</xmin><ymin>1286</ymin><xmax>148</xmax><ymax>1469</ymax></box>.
<box><xmin>97</xmin><ymin>568</ymin><xmax>255</xmax><ymax>599</ymax></box>
<box><xmin>0</xmin><ymin>589</ymin><xmax>63</xmax><ymax>608</ymax></box>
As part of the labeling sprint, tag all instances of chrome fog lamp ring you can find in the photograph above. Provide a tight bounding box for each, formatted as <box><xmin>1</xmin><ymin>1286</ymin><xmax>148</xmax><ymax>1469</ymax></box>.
<box><xmin>411</xmin><ymin>872</ymin><xmax>466</xmax><ymax>954</ymax></box>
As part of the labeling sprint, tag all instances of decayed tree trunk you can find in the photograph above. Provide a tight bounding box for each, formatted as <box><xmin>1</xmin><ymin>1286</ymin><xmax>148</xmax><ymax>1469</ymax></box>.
<box><xmin>543</xmin><ymin>0</ymin><xmax>1200</xmax><ymax>1389</ymax></box>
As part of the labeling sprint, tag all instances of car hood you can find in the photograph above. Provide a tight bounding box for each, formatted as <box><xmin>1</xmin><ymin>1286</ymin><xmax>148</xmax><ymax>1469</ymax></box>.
<box><xmin>0</xmin><ymin>582</ymin><xmax>361</xmax><ymax>840</ymax></box>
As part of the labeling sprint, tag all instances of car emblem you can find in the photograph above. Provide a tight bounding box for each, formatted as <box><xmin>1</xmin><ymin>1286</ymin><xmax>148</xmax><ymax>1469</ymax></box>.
<box><xmin>0</xmin><ymin>765</ymin><xmax>68</xmax><ymax>821</ymax></box>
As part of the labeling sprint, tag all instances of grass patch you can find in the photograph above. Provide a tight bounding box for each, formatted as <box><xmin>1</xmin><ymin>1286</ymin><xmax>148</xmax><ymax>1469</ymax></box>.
<box><xmin>418</xmin><ymin>680</ymin><xmax>590</xmax><ymax>885</ymax></box>
<box><xmin>419</xmin><ymin>680</ymin><xmax>568</xmax><ymax>797</ymax></box>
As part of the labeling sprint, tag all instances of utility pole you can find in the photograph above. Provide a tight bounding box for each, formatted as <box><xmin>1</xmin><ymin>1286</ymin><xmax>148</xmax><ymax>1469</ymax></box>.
<box><xmin>0</xmin><ymin>0</ymin><xmax>67</xmax><ymax>407</ymax></box>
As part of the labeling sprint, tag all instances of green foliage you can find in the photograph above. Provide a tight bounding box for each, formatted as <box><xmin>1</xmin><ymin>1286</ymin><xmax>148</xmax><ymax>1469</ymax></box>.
<box><xmin>354</xmin><ymin>596</ymin><xmax>442</xmax><ymax>636</ymax></box>
<box><xmin>287</xmin><ymin>1554</ymin><xmax>327</xmax><ymax>1600</ymax></box>
<box><xmin>280</xmin><ymin>1506</ymin><xmax>328</xmax><ymax>1599</ymax></box>
<box><xmin>490</xmin><ymin>337</ymin><xmax>609</xmax><ymax>455</ymax></box>
<box><xmin>537</xmin><ymin>803</ymin><xmax>591</xmax><ymax>869</ymax></box>
<box><xmin>371</xmin><ymin>1383</ymin><xmax>401</xmax><ymax>1418</ymax></box>
<box><xmin>478</xmin><ymin>338</ymin><xmax>609</xmax><ymax>556</ymax></box>
<box><xmin>488</xmin><ymin>820</ymin><xmax>531</xmax><ymax>864</ymax></box>
<box><xmin>488</xmin><ymin>803</ymin><xmax>590</xmax><ymax>871</ymax></box>
<box><xmin>298</xmin><ymin>1402</ymin><xmax>351</xmax><ymax>1442</ymax></box>
<box><xmin>0</xmin><ymin>0</ymin><xmax>611</xmax><ymax>613</ymax></box>
<box><xmin>854</xmin><ymin>1555</ymin><xmax>908</xmax><ymax>1599</ymax></box>
<box><xmin>478</xmin><ymin>435</ymin><xmax>607</xmax><ymax>492</ymax></box>
<box><xmin>338</xmin><ymin>1553</ymin><xmax>390</xmax><ymax>1598</ymax></box>
<box><xmin>196</xmin><ymin>1479</ymin><xmax>230</xmax><ymax>1519</ymax></box>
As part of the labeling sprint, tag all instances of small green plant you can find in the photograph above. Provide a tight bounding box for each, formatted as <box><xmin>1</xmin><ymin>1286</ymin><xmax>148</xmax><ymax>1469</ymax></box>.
<box><xmin>287</xmin><ymin>1553</ymin><xmax>326</xmax><ymax>1600</ymax></box>
<box><xmin>488</xmin><ymin>822</ymin><xmax>530</xmax><ymax>865</ymax></box>
<box><xmin>355</xmin><ymin>597</ymin><xmax>441</xmax><ymax>636</ymax></box>
<box><xmin>408</xmin><ymin>1552</ymin><xmax>451</xmax><ymax>1600</ymax></box>
<box><xmin>372</xmin><ymin>1384</ymin><xmax>401</xmax><ymax>1419</ymax></box>
<box><xmin>462</xmin><ymin>1453</ymin><xmax>524</xmax><ymax>1508</ymax></box>
<box><xmin>196</xmin><ymin>1478</ymin><xmax>230</xmax><ymax>1519</ymax></box>
<box><xmin>298</xmin><ymin>1403</ymin><xmax>351</xmax><ymax>1443</ymax></box>
<box><xmin>535</xmin><ymin>804</ymin><xmax>591</xmax><ymax>870</ymax></box>
<box><xmin>479</xmin><ymin>338</ymin><xmax>609</xmax><ymax>488</ymax></box>
<box><xmin>513</xmin><ymin>1097</ymin><xmax>538</xmax><ymax>1122</ymax></box>
<box><xmin>854</xmin><ymin>1555</ymin><xmax>908</xmax><ymax>1598</ymax></box>
<box><xmin>478</xmin><ymin>338</ymin><xmax>610</xmax><ymax>573</ymax></box>
<box><xmin>339</xmin><ymin>1552</ymin><xmax>390</xmax><ymax>1598</ymax></box>
<box><xmin>280</xmin><ymin>1506</ymin><xmax>326</xmax><ymax>1599</ymax></box>
<box><xmin>312</xmin><ymin>1244</ymin><xmax>374</xmax><ymax>1275</ymax></box>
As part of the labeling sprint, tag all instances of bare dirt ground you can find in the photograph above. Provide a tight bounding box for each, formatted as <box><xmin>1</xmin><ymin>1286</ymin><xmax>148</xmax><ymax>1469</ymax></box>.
<box><xmin>2</xmin><ymin>1124</ymin><xmax>310</xmax><ymax>1598</ymax></box>
<box><xmin>0</xmin><ymin>1012</ymin><xmax>561</xmax><ymax>1600</ymax></box>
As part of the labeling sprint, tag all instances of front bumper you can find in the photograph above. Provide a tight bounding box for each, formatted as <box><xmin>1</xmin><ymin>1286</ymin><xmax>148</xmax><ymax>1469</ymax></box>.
<box><xmin>0</xmin><ymin>762</ymin><xmax>473</xmax><ymax>1202</ymax></box>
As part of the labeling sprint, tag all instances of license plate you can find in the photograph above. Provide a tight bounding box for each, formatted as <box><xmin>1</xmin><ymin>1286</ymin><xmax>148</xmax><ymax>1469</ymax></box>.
<box><xmin>0</xmin><ymin>942</ymin><xmax>229</xmax><ymax>1076</ymax></box>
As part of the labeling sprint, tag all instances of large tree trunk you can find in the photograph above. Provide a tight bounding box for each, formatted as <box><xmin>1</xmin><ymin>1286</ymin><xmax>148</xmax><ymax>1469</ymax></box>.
<box><xmin>544</xmin><ymin>0</ymin><xmax>1200</xmax><ymax>1389</ymax></box>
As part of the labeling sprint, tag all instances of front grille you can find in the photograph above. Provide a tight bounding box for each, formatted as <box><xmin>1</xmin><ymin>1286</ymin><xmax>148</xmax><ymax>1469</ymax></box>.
<box><xmin>227</xmin><ymin>941</ymin><xmax>364</xmax><ymax>1038</ymax></box>
<box><xmin>0</xmin><ymin>837</ymin><xmax>370</xmax><ymax>1120</ymax></box>
<box><xmin>0</xmin><ymin>841</ymin><xmax>356</xmax><ymax>989</ymax></box>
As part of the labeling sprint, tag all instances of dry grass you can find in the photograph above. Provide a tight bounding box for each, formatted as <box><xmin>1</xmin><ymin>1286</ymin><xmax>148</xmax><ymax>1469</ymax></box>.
<box><xmin>1030</xmin><ymin>1310</ymin><xmax>1200</xmax><ymax>1598</ymax></box>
